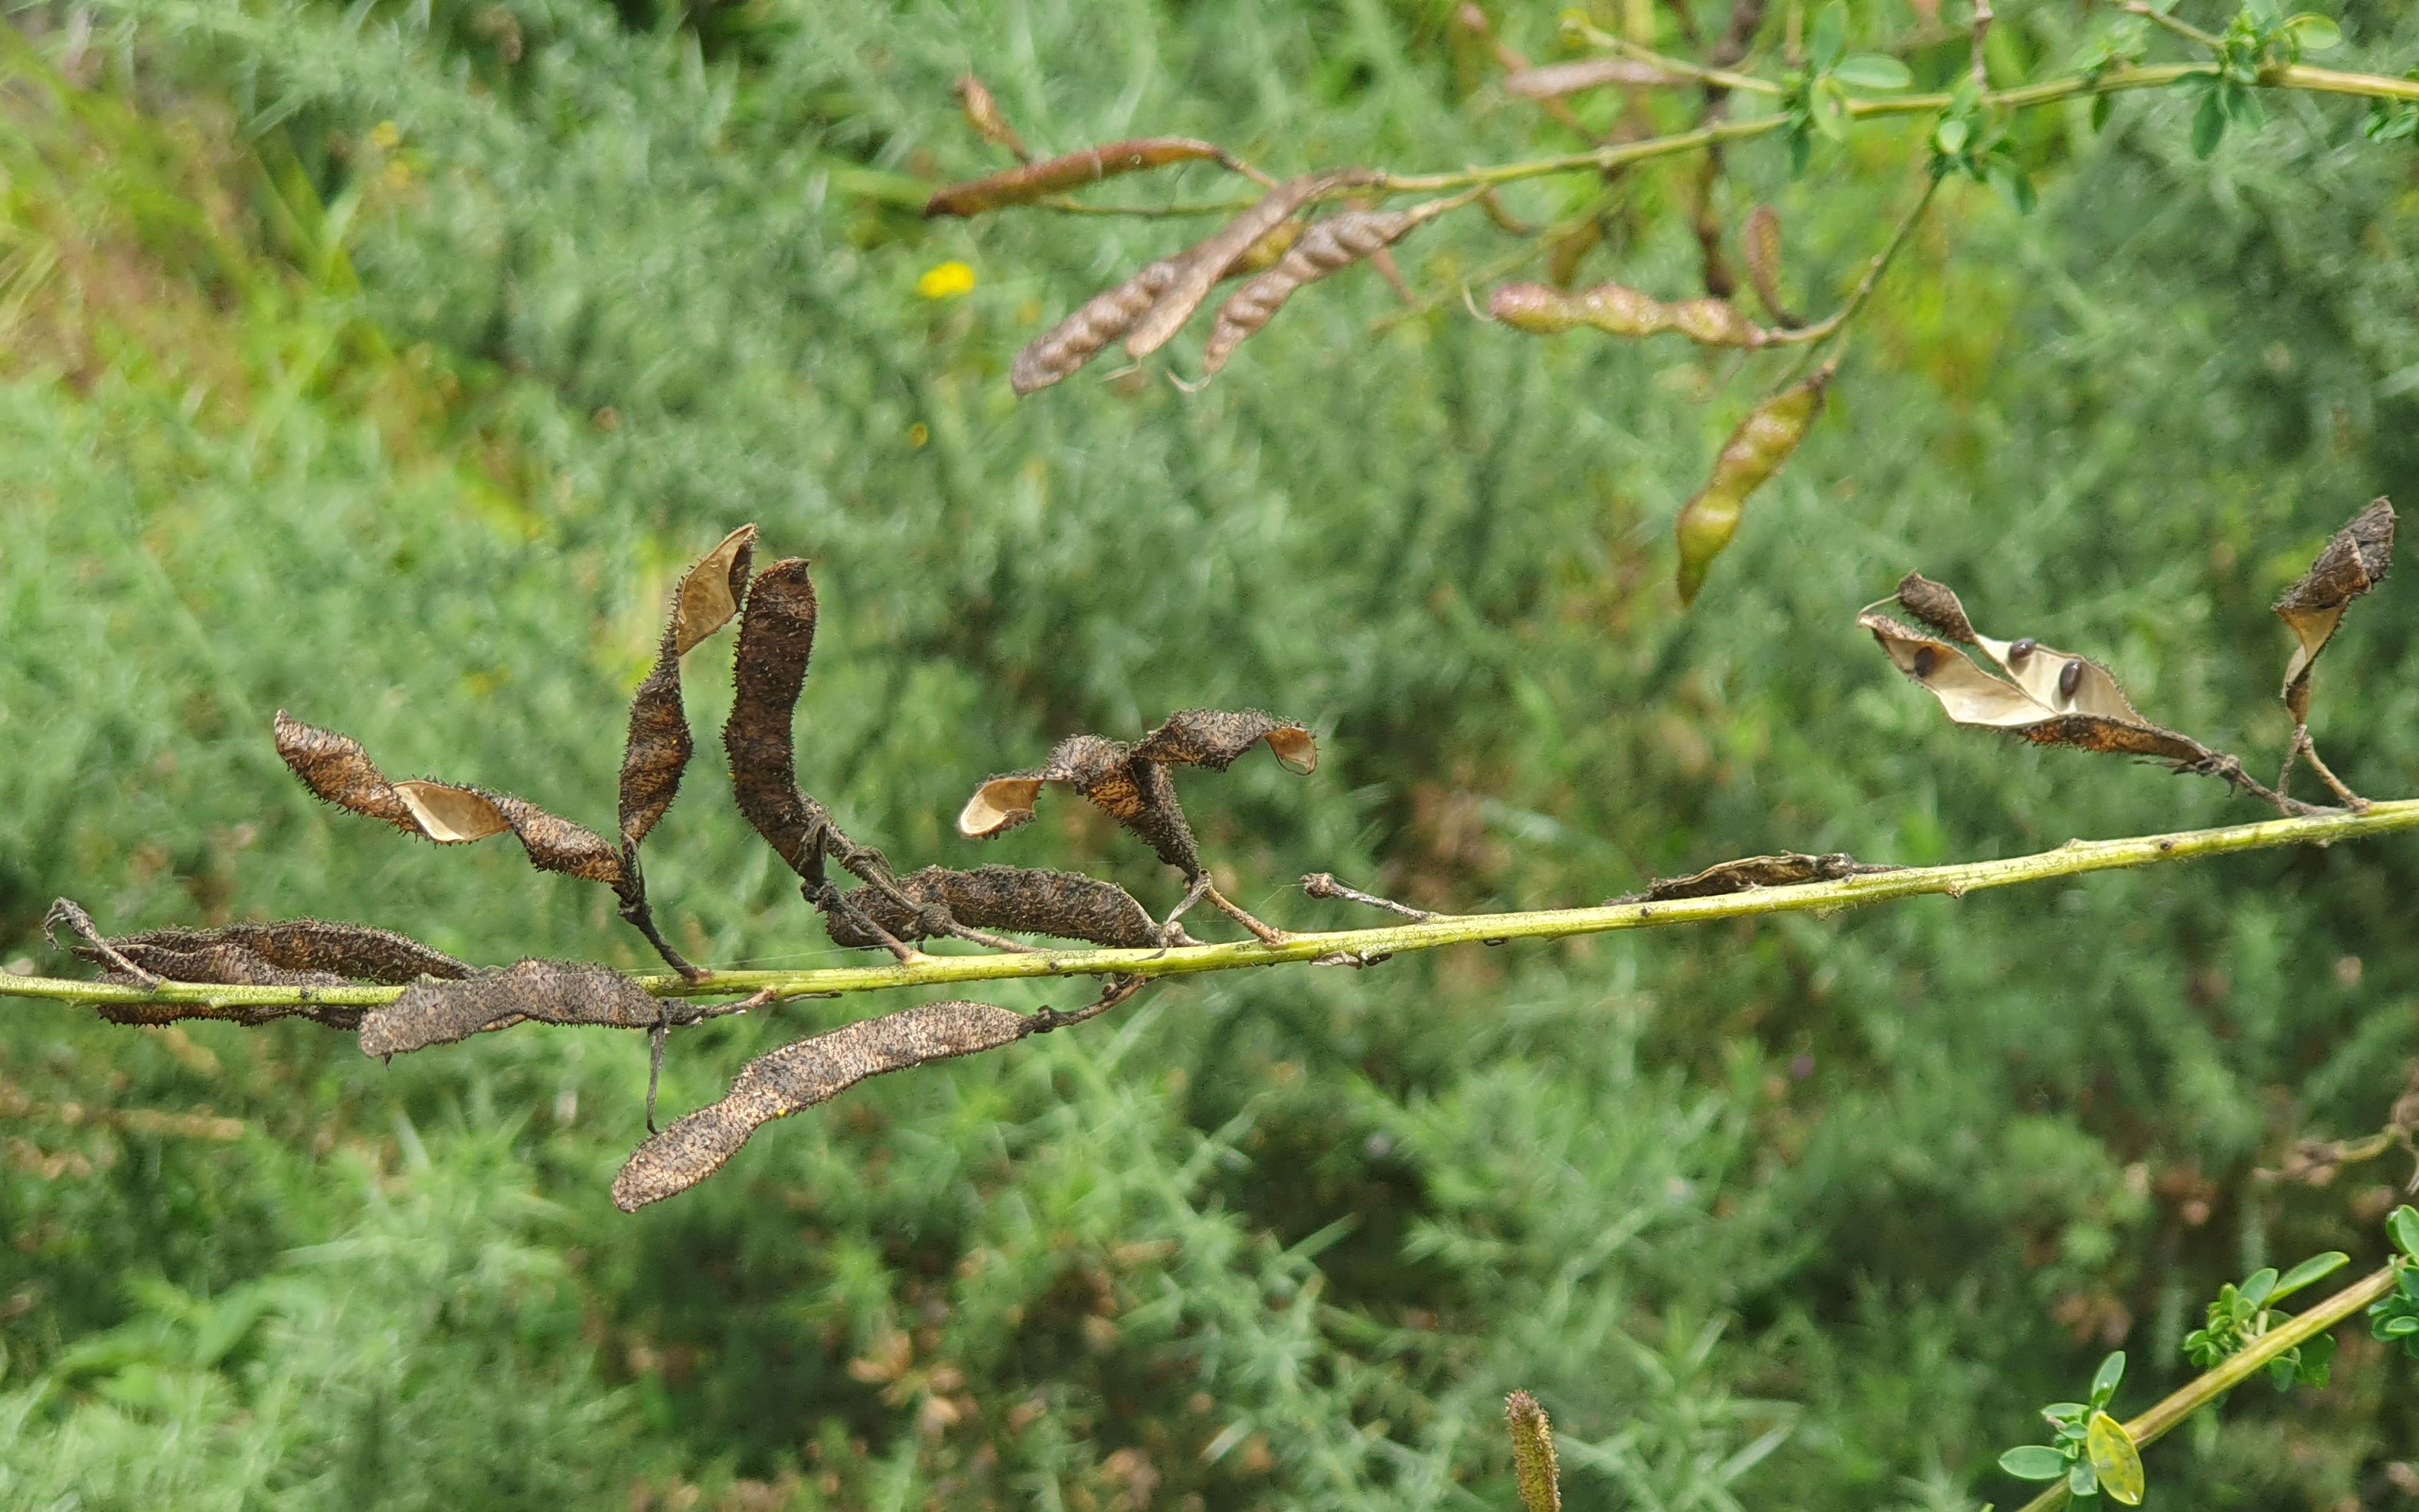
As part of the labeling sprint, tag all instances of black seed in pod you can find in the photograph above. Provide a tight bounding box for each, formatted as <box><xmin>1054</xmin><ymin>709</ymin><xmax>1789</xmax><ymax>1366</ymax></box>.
<box><xmin>2008</xmin><ymin>637</ymin><xmax>2036</xmax><ymax>661</ymax></box>
<box><xmin>1911</xmin><ymin>645</ymin><xmax>1937</xmax><ymax>678</ymax></box>
<box><xmin>2058</xmin><ymin>659</ymin><xmax>2083</xmax><ymax>699</ymax></box>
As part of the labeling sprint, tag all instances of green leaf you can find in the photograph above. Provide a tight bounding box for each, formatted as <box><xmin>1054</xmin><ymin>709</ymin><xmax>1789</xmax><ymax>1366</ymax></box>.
<box><xmin>2041</xmin><ymin>1403</ymin><xmax>2089</xmax><ymax>1424</ymax></box>
<box><xmin>2090</xmin><ymin>93</ymin><xmax>2113</xmax><ymax>132</ymax></box>
<box><xmin>2225</xmin><ymin>83</ymin><xmax>2266</xmax><ymax>129</ymax></box>
<box><xmin>2069</xmin><ymin>1455</ymin><xmax>2100</xmax><ymax>1497</ymax></box>
<box><xmin>2381</xmin><ymin>1314</ymin><xmax>2419</xmax><ymax>1337</ymax></box>
<box><xmin>2285</xmin><ymin>13</ymin><xmax>2342</xmax><ymax>50</ymax></box>
<box><xmin>2296</xmin><ymin>1333</ymin><xmax>2336</xmax><ymax>1386</ymax></box>
<box><xmin>1935</xmin><ymin>116</ymin><xmax>1970</xmax><ymax>155</ymax></box>
<box><xmin>2090</xmin><ymin>1350</ymin><xmax>2126</xmax><ymax>1406</ymax></box>
<box><xmin>1789</xmin><ymin>128</ymin><xmax>1813</xmax><ymax>176</ymax></box>
<box><xmin>2274</xmin><ymin>1252</ymin><xmax>2349</xmax><ymax>1301</ymax></box>
<box><xmin>1812</xmin><ymin>80</ymin><xmax>1849</xmax><ymax>141</ymax></box>
<box><xmin>2000</xmin><ymin>1445</ymin><xmax>2071</xmax><ymax>1481</ymax></box>
<box><xmin>2192</xmin><ymin>87</ymin><xmax>2228</xmax><ymax>156</ymax></box>
<box><xmin>2388</xmin><ymin>1206</ymin><xmax>2419</xmax><ymax>1259</ymax></box>
<box><xmin>1988</xmin><ymin>162</ymin><xmax>2037</xmax><ymax>215</ymax></box>
<box><xmin>1832</xmin><ymin>54</ymin><xmax>1913</xmax><ymax>90</ymax></box>
<box><xmin>1810</xmin><ymin>2</ymin><xmax>1846</xmax><ymax>70</ymax></box>
<box><xmin>2087</xmin><ymin>1412</ymin><xmax>2143</xmax><ymax>1506</ymax></box>
<box><xmin>2239</xmin><ymin>1267</ymin><xmax>2279</xmax><ymax>1307</ymax></box>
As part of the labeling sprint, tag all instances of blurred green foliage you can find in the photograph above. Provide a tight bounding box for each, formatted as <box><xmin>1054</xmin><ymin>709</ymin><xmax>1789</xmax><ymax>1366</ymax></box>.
<box><xmin>1</xmin><ymin>0</ymin><xmax>2416</xmax><ymax>1507</ymax></box>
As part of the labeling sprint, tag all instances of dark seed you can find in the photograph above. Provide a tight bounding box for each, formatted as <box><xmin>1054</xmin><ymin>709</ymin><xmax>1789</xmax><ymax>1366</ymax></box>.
<box><xmin>1911</xmin><ymin>645</ymin><xmax>1938</xmax><ymax>677</ymax></box>
<box><xmin>2008</xmin><ymin>637</ymin><xmax>2036</xmax><ymax>661</ymax></box>
<box><xmin>2058</xmin><ymin>659</ymin><xmax>2083</xmax><ymax>699</ymax></box>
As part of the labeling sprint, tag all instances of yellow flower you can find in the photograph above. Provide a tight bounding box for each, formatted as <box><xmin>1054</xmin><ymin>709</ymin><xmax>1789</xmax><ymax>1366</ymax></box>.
<box><xmin>916</xmin><ymin>260</ymin><xmax>976</xmax><ymax>300</ymax></box>
<box><xmin>368</xmin><ymin>120</ymin><xmax>402</xmax><ymax>150</ymax></box>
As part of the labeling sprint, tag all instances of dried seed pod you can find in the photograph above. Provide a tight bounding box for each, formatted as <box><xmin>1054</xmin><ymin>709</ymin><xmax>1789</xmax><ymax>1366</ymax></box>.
<box><xmin>1199</xmin><ymin>206</ymin><xmax>1438</xmax><ymax>377</ymax></box>
<box><xmin>276</xmin><ymin>713</ymin><xmax>626</xmax><ymax>881</ymax></box>
<box><xmin>959</xmin><ymin>710</ymin><xmax>1316</xmax><ymax>879</ymax></box>
<box><xmin>358</xmin><ymin>958</ymin><xmax>668</xmax><ymax>1057</ymax></box>
<box><xmin>1505</xmin><ymin>1391</ymin><xmax>1561</xmax><ymax>1512</ymax></box>
<box><xmin>827</xmin><ymin>865</ymin><xmax>1163</xmax><ymax>951</ymax></box>
<box><xmin>925</xmin><ymin>138</ymin><xmax>1228</xmax><ymax>218</ymax></box>
<box><xmin>1501</xmin><ymin>58</ymin><xmax>1685</xmax><ymax>96</ymax></box>
<box><xmin>1859</xmin><ymin>609</ymin><xmax>2212</xmax><ymax>763</ymax></box>
<box><xmin>612</xmin><ymin>1000</ymin><xmax>1035</xmax><ymax>1210</ymax></box>
<box><xmin>1894</xmin><ymin>571</ymin><xmax>1977</xmax><ymax>644</ymax></box>
<box><xmin>1673</xmin><ymin>363</ymin><xmax>1831</xmax><ymax>605</ymax></box>
<box><xmin>1012</xmin><ymin>218</ymin><xmax>1315</xmax><ymax>394</ymax></box>
<box><xmin>1124</xmin><ymin>175</ymin><xmax>1341</xmax><ymax>359</ymax></box>
<box><xmin>953</xmin><ymin>73</ymin><xmax>1028</xmax><ymax>162</ymax></box>
<box><xmin>1011</xmin><ymin>258</ymin><xmax>1183</xmax><ymax>395</ymax></box>
<box><xmin>1633</xmin><ymin>852</ymin><xmax>1892</xmax><ymax>901</ymax></box>
<box><xmin>1489</xmin><ymin>281</ymin><xmax>1764</xmax><ymax>348</ymax></box>
<box><xmin>1741</xmin><ymin>205</ymin><xmax>1800</xmax><ymax>327</ymax></box>
<box><xmin>2274</xmin><ymin>497</ymin><xmax>2394</xmax><ymax>718</ymax></box>
<box><xmin>621</xmin><ymin>525</ymin><xmax>757</xmax><ymax>848</ymax></box>
<box><xmin>722</xmin><ymin>557</ymin><xmax>822</xmax><ymax>874</ymax></box>
<box><xmin>83</xmin><ymin>919</ymin><xmax>471</xmax><ymax>985</ymax></box>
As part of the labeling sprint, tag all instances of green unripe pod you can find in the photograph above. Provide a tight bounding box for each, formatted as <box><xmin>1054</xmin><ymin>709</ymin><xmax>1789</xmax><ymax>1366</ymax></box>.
<box><xmin>1673</xmin><ymin>362</ymin><xmax>1832</xmax><ymax>605</ymax></box>
<box><xmin>1489</xmin><ymin>281</ymin><xmax>1761</xmax><ymax>347</ymax></box>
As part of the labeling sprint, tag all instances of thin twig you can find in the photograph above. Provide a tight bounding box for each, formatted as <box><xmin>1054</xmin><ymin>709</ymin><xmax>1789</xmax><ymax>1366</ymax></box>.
<box><xmin>9</xmin><ymin>800</ymin><xmax>2417</xmax><ymax>1016</ymax></box>
<box><xmin>2121</xmin><ymin>0</ymin><xmax>2225</xmax><ymax>52</ymax></box>
<box><xmin>1773</xmin><ymin>169</ymin><xmax>1940</xmax><ymax>384</ymax></box>
<box><xmin>1563</xmin><ymin>20</ymin><xmax>1783</xmax><ymax>94</ymax></box>
<box><xmin>2012</xmin><ymin>1262</ymin><xmax>2404</xmax><ymax>1512</ymax></box>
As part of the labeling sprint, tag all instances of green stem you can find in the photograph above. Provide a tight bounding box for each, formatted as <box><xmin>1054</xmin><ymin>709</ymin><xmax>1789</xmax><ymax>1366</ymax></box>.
<box><xmin>1370</xmin><ymin>61</ymin><xmax>2419</xmax><ymax>194</ymax></box>
<box><xmin>2012</xmin><ymin>1263</ymin><xmax>2404</xmax><ymax>1512</ymax></box>
<box><xmin>9</xmin><ymin>799</ymin><xmax>2419</xmax><ymax>1016</ymax></box>
<box><xmin>1771</xmin><ymin>168</ymin><xmax>1940</xmax><ymax>378</ymax></box>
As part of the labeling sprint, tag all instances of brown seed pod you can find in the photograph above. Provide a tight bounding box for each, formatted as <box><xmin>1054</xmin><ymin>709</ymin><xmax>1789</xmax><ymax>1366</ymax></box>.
<box><xmin>1124</xmin><ymin>175</ymin><xmax>1343</xmax><ymax>359</ymax></box>
<box><xmin>276</xmin><ymin>713</ymin><xmax>626</xmax><ymax>881</ymax></box>
<box><xmin>959</xmin><ymin>710</ymin><xmax>1316</xmax><ymax>877</ymax></box>
<box><xmin>1741</xmin><ymin>205</ymin><xmax>1801</xmax><ymax>328</ymax></box>
<box><xmin>1011</xmin><ymin>216</ymin><xmax>1312</xmax><ymax>396</ymax></box>
<box><xmin>1859</xmin><ymin>607</ymin><xmax>2213</xmax><ymax>765</ymax></box>
<box><xmin>83</xmin><ymin>919</ymin><xmax>472</xmax><ymax>985</ymax></box>
<box><xmin>1632</xmin><ymin>851</ymin><xmax>1894</xmax><ymax>901</ymax></box>
<box><xmin>612</xmin><ymin>1000</ymin><xmax>1035</xmax><ymax>1210</ymax></box>
<box><xmin>722</xmin><ymin>557</ymin><xmax>822</xmax><ymax>875</ymax></box>
<box><xmin>1011</xmin><ymin>258</ymin><xmax>1184</xmax><ymax>396</ymax></box>
<box><xmin>924</xmin><ymin>138</ymin><xmax>1229</xmax><ymax>218</ymax></box>
<box><xmin>1489</xmin><ymin>281</ymin><xmax>1764</xmax><ymax>348</ymax></box>
<box><xmin>2274</xmin><ymin>497</ymin><xmax>2394</xmax><ymax>718</ymax></box>
<box><xmin>1894</xmin><ymin>571</ymin><xmax>1977</xmax><ymax>644</ymax></box>
<box><xmin>953</xmin><ymin>73</ymin><xmax>1029</xmax><ymax>162</ymax></box>
<box><xmin>826</xmin><ymin>866</ymin><xmax>1163</xmax><ymax>951</ymax></box>
<box><xmin>358</xmin><ymin>958</ymin><xmax>669</xmax><ymax>1057</ymax></box>
<box><xmin>1199</xmin><ymin>206</ymin><xmax>1439</xmax><ymax>377</ymax></box>
<box><xmin>621</xmin><ymin>526</ymin><xmax>757</xmax><ymax>848</ymax></box>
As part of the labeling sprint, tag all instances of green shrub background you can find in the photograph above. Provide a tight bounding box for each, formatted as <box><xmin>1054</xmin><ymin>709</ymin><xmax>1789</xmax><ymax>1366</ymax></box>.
<box><xmin>1</xmin><ymin>0</ymin><xmax>2415</xmax><ymax>1505</ymax></box>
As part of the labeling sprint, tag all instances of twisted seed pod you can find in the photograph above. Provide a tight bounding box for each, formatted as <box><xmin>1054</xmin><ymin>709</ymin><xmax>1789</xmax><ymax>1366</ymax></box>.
<box><xmin>620</xmin><ymin>526</ymin><xmax>754</xmax><ymax>847</ymax></box>
<box><xmin>1124</xmin><ymin>174</ymin><xmax>1340</xmax><ymax>359</ymax></box>
<box><xmin>613</xmin><ymin>1000</ymin><xmax>1034</xmax><ymax>1210</ymax></box>
<box><xmin>1741</xmin><ymin>205</ymin><xmax>1800</xmax><ymax>326</ymax></box>
<box><xmin>925</xmin><ymin>138</ymin><xmax>1226</xmax><ymax>217</ymax></box>
<box><xmin>358</xmin><ymin>958</ymin><xmax>668</xmax><ymax>1056</ymax></box>
<box><xmin>1489</xmin><ymin>281</ymin><xmax>1763</xmax><ymax>347</ymax></box>
<box><xmin>953</xmin><ymin>73</ymin><xmax>1028</xmax><ymax>162</ymax></box>
<box><xmin>1674</xmin><ymin>362</ymin><xmax>1832</xmax><ymax>605</ymax></box>
<box><xmin>722</xmin><ymin>558</ymin><xmax>822</xmax><ymax>874</ymax></box>
<box><xmin>274</xmin><ymin>713</ymin><xmax>626</xmax><ymax>883</ymax></box>
<box><xmin>825</xmin><ymin>865</ymin><xmax>1164</xmax><ymax>950</ymax></box>
<box><xmin>1199</xmin><ymin>208</ymin><xmax>1428</xmax><ymax>377</ymax></box>
<box><xmin>1894</xmin><ymin>571</ymin><xmax>1977</xmax><ymax>645</ymax></box>
<box><xmin>83</xmin><ymin>919</ymin><xmax>472</xmax><ymax>985</ymax></box>
<box><xmin>1505</xmin><ymin>1391</ymin><xmax>1561</xmax><ymax>1512</ymax></box>
<box><xmin>1011</xmin><ymin>259</ymin><xmax>1183</xmax><ymax>395</ymax></box>
<box><xmin>1011</xmin><ymin>217</ymin><xmax>1309</xmax><ymax>395</ymax></box>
